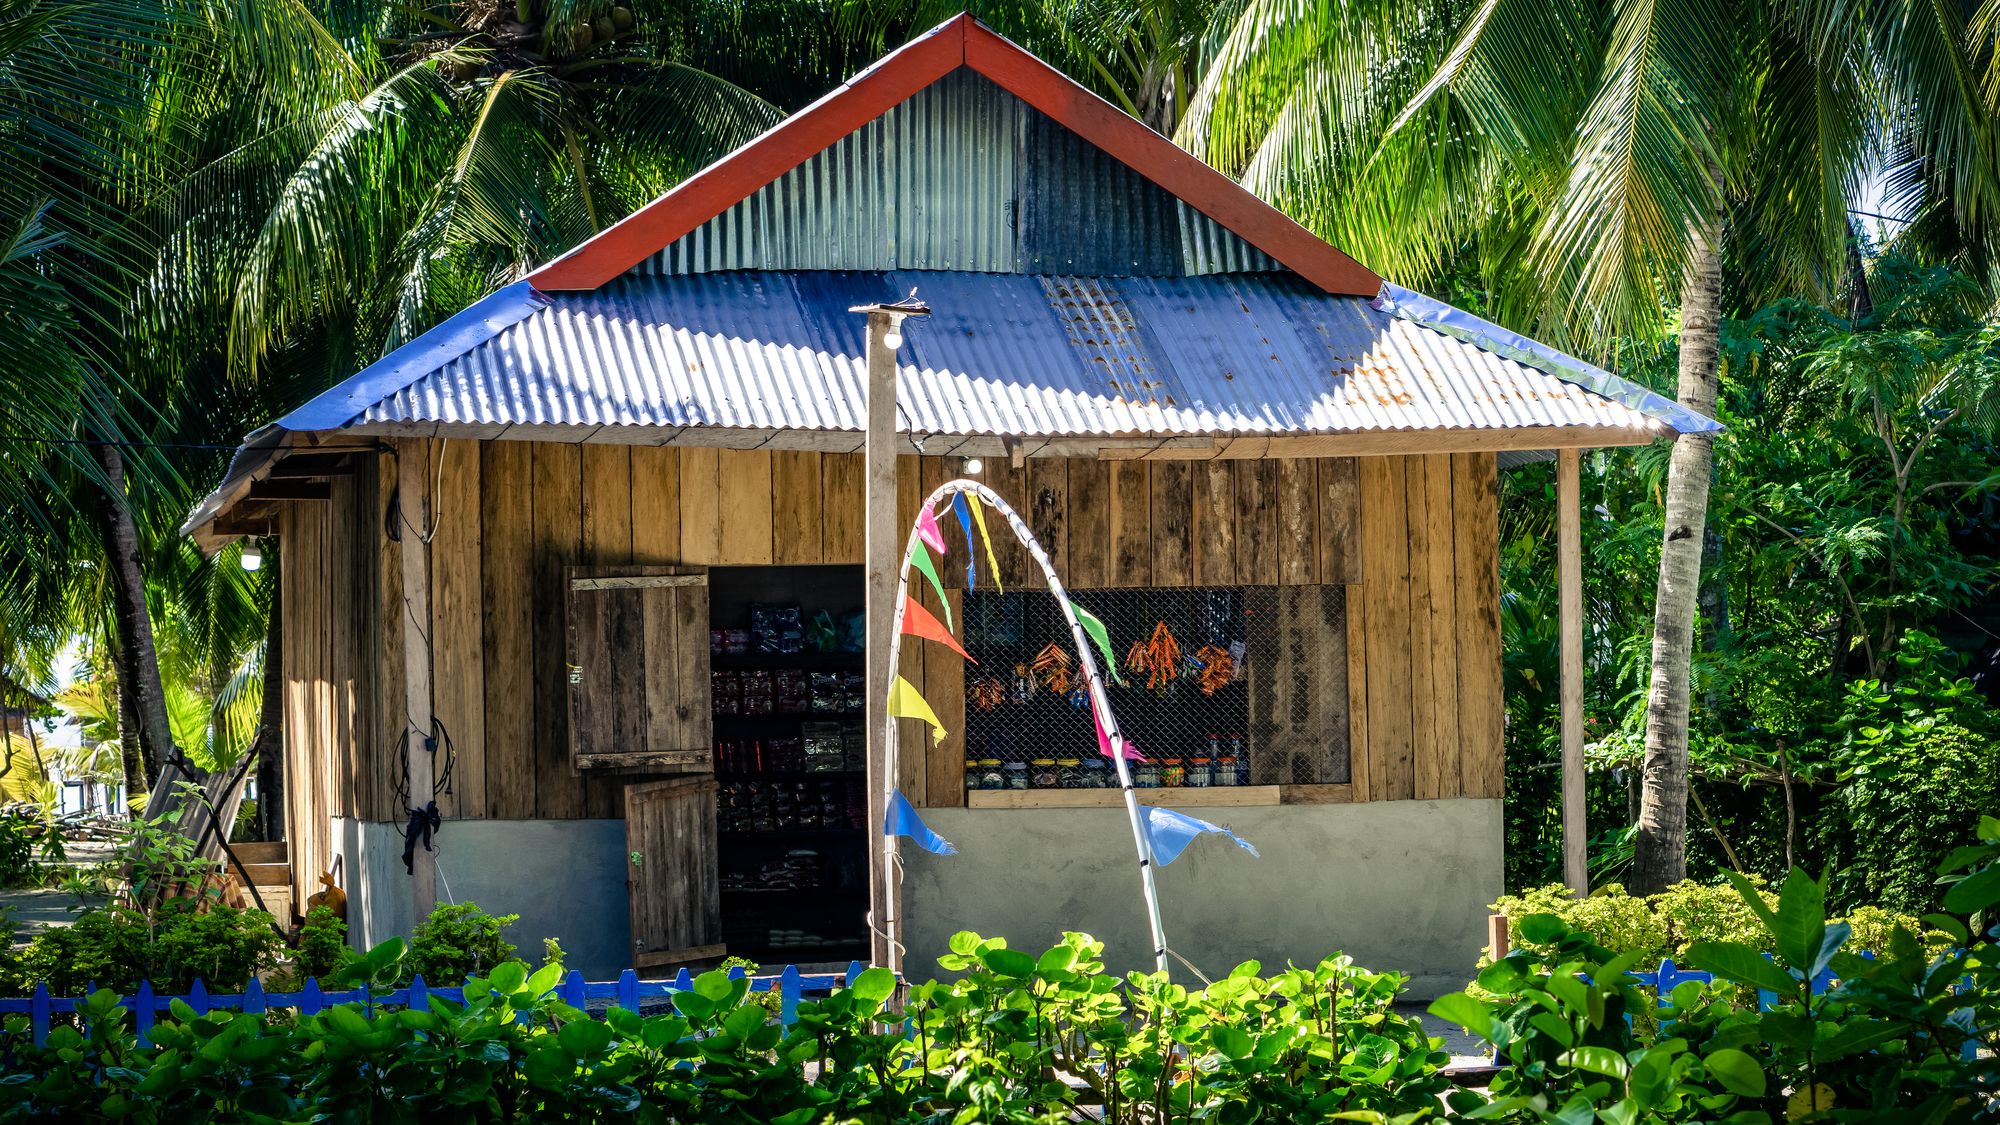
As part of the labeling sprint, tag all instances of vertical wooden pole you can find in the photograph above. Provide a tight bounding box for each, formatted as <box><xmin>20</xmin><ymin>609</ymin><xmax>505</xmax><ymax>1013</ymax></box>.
<box><xmin>862</xmin><ymin>311</ymin><xmax>899</xmax><ymax>970</ymax></box>
<box><xmin>396</xmin><ymin>439</ymin><xmax>438</xmax><ymax>922</ymax></box>
<box><xmin>1558</xmin><ymin>448</ymin><xmax>1587</xmax><ymax>895</ymax></box>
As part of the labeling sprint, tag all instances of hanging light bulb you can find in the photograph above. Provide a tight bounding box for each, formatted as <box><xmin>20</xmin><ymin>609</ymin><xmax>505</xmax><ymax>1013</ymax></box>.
<box><xmin>882</xmin><ymin>330</ymin><xmax>903</xmax><ymax>350</ymax></box>
<box><xmin>239</xmin><ymin>541</ymin><xmax>263</xmax><ymax>571</ymax></box>
<box><xmin>962</xmin><ymin>458</ymin><xmax>984</xmax><ymax>474</ymax></box>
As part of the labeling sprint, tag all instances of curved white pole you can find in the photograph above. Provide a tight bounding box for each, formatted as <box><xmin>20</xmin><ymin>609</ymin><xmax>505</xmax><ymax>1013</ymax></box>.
<box><xmin>879</xmin><ymin>479</ymin><xmax>1169</xmax><ymax>978</ymax></box>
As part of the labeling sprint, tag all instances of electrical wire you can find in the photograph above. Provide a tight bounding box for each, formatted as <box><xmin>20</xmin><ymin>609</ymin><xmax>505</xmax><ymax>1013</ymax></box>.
<box><xmin>0</xmin><ymin>433</ymin><xmax>242</xmax><ymax>451</ymax></box>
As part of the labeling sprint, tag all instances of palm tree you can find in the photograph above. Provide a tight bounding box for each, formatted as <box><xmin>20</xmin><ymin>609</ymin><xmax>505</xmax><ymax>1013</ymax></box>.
<box><xmin>1179</xmin><ymin>0</ymin><xmax>2000</xmax><ymax>892</ymax></box>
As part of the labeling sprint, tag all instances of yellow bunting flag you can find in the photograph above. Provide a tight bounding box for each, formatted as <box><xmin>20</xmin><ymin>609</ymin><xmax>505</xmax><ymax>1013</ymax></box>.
<box><xmin>970</xmin><ymin>497</ymin><xmax>1004</xmax><ymax>594</ymax></box>
<box><xmin>887</xmin><ymin>675</ymin><xmax>947</xmax><ymax>744</ymax></box>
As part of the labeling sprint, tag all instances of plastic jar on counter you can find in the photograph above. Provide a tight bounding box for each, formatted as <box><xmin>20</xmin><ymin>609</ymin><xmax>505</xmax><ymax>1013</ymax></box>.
<box><xmin>1215</xmin><ymin>755</ymin><xmax>1239</xmax><ymax>785</ymax></box>
<box><xmin>1030</xmin><ymin>759</ymin><xmax>1059</xmax><ymax>788</ymax></box>
<box><xmin>964</xmin><ymin>757</ymin><xmax>984</xmax><ymax>790</ymax></box>
<box><xmin>1056</xmin><ymin>758</ymin><xmax>1083</xmax><ymax>787</ymax></box>
<box><xmin>1081</xmin><ymin>759</ymin><xmax>1108</xmax><ymax>788</ymax></box>
<box><xmin>1135</xmin><ymin>762</ymin><xmax>1160</xmax><ymax>788</ymax></box>
<box><xmin>1187</xmin><ymin>757</ymin><xmax>1213</xmax><ymax>786</ymax></box>
<box><xmin>1160</xmin><ymin>758</ymin><xmax>1185</xmax><ymax>787</ymax></box>
<box><xmin>978</xmin><ymin>759</ymin><xmax>1005</xmax><ymax>790</ymax></box>
<box><xmin>1003</xmin><ymin>762</ymin><xmax>1029</xmax><ymax>790</ymax></box>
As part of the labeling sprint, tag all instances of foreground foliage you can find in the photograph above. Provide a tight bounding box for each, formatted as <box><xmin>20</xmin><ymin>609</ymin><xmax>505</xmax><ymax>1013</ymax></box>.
<box><xmin>0</xmin><ymin>813</ymin><xmax>1996</xmax><ymax>1122</ymax></box>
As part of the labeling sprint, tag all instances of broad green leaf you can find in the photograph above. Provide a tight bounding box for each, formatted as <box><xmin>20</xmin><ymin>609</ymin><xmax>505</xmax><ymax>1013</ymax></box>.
<box><xmin>1211</xmin><ymin>1026</ymin><xmax>1254</xmax><ymax>1059</ymax></box>
<box><xmin>557</xmin><ymin>1018</ymin><xmax>614</xmax><ymax>1057</ymax></box>
<box><xmin>978</xmin><ymin>946</ymin><xmax>1036</xmax><ymax>978</ymax></box>
<box><xmin>848</xmin><ymin>967</ymin><xmax>896</xmax><ymax>1003</ymax></box>
<box><xmin>1426</xmin><ymin>992</ymin><xmax>1491</xmax><ymax>1033</ymax></box>
<box><xmin>1560</xmin><ymin>1040</ymin><xmax>1624</xmax><ymax>1072</ymax></box>
<box><xmin>1704</xmin><ymin>1047</ymin><xmax>1766</xmax><ymax>1096</ymax></box>
<box><xmin>721</xmin><ymin>1004</ymin><xmax>766</xmax><ymax>1041</ymax></box>
<box><xmin>670</xmin><ymin>990</ymin><xmax>715</xmax><ymax>1021</ymax></box>
<box><xmin>693</xmin><ymin>970</ymin><xmax>735</xmax><ymax>1002</ymax></box>
<box><xmin>1770</xmin><ymin>869</ymin><xmax>1827</xmax><ymax>968</ymax></box>
<box><xmin>1518</xmin><ymin>913</ymin><xmax>1566</xmax><ymax>944</ymax></box>
<box><xmin>1685</xmin><ymin>941</ymin><xmax>1797</xmax><ymax>996</ymax></box>
<box><xmin>487</xmin><ymin>962</ymin><xmax>526</xmax><ymax>994</ymax></box>
<box><xmin>1037</xmin><ymin>946</ymin><xmax>1078</xmax><ymax>975</ymax></box>
<box><xmin>1942</xmin><ymin>863</ymin><xmax>2000</xmax><ymax>913</ymax></box>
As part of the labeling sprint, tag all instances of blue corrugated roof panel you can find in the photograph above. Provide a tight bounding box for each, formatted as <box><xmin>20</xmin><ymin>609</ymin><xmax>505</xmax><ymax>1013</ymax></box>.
<box><xmin>353</xmin><ymin>270</ymin><xmax>1676</xmax><ymax>442</ymax></box>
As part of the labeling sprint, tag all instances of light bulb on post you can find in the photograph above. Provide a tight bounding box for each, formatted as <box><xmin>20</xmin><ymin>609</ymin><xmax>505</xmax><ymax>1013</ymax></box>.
<box><xmin>239</xmin><ymin>541</ymin><xmax>263</xmax><ymax>572</ymax></box>
<box><xmin>962</xmin><ymin>458</ymin><xmax>984</xmax><ymax>474</ymax></box>
<box><xmin>882</xmin><ymin>330</ymin><xmax>903</xmax><ymax>350</ymax></box>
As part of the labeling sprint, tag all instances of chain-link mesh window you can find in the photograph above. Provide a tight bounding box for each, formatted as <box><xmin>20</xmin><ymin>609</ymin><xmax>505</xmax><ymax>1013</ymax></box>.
<box><xmin>962</xmin><ymin>585</ymin><xmax>1348</xmax><ymax>793</ymax></box>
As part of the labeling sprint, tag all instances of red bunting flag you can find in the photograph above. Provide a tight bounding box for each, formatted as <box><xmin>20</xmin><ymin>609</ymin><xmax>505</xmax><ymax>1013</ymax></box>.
<box><xmin>901</xmin><ymin>596</ymin><xmax>974</xmax><ymax>663</ymax></box>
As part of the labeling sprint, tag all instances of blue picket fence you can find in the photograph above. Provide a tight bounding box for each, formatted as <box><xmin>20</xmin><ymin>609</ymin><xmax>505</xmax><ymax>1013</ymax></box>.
<box><xmin>0</xmin><ymin>961</ymin><xmax>871</xmax><ymax>1048</ymax></box>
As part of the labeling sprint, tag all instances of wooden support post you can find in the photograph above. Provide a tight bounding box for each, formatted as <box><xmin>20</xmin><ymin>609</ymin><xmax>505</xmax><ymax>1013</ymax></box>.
<box><xmin>395</xmin><ymin>439</ymin><xmax>438</xmax><ymax>921</ymax></box>
<box><xmin>1558</xmin><ymin>448</ymin><xmax>1586</xmax><ymax>895</ymax></box>
<box><xmin>856</xmin><ymin>298</ymin><xmax>926</xmax><ymax>968</ymax></box>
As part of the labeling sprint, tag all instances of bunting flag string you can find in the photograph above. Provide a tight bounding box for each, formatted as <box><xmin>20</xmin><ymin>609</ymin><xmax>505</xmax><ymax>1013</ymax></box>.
<box><xmin>1093</xmin><ymin>710</ymin><xmax>1146</xmax><ymax>762</ymax></box>
<box><xmin>885</xmin><ymin>790</ymin><xmax>957</xmax><ymax>855</ymax></box>
<box><xmin>969</xmin><ymin>496</ymin><xmax>1004</xmax><ymax>594</ymax></box>
<box><xmin>901</xmin><ymin>595</ymin><xmax>973</xmax><ymax>662</ymax></box>
<box><xmin>886</xmin><ymin>675</ymin><xmax>947</xmax><ymax>744</ymax></box>
<box><xmin>1072</xmin><ymin>605</ymin><xmax>1126</xmax><ymax>686</ymax></box>
<box><xmin>950</xmin><ymin>493</ymin><xmax>978</xmax><ymax>587</ymax></box>
<box><xmin>1144</xmin><ymin>807</ymin><xmax>1260</xmax><ymax>866</ymax></box>
<box><xmin>916</xmin><ymin>504</ymin><xmax>947</xmax><ymax>554</ymax></box>
<box><xmin>906</xmin><ymin>542</ymin><xmax>953</xmax><ymax>630</ymax></box>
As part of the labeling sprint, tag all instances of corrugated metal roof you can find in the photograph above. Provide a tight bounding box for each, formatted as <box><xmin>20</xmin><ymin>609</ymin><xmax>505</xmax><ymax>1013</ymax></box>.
<box><xmin>353</xmin><ymin>270</ymin><xmax>1670</xmax><ymax>441</ymax></box>
<box><xmin>632</xmin><ymin>70</ymin><xmax>1281</xmax><ymax>280</ymax></box>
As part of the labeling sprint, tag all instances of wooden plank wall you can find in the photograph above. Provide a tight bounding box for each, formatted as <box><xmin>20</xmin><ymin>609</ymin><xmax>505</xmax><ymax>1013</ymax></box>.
<box><xmin>1348</xmin><ymin>453</ymin><xmax>1504</xmax><ymax>804</ymax></box>
<box><xmin>276</xmin><ymin>444</ymin><xmax>1502</xmax><ymax>842</ymax></box>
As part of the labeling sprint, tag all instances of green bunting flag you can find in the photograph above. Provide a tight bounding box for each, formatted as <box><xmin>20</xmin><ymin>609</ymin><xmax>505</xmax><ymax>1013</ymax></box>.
<box><xmin>907</xmin><ymin>542</ymin><xmax>953</xmax><ymax>631</ymax></box>
<box><xmin>1072</xmin><ymin>605</ymin><xmax>1125</xmax><ymax>686</ymax></box>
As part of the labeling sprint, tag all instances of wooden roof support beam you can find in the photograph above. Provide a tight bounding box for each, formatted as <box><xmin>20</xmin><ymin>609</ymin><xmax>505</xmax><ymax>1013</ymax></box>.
<box><xmin>1559</xmin><ymin>448</ymin><xmax>1587</xmax><ymax>895</ymax></box>
<box><xmin>265</xmin><ymin>452</ymin><xmax>358</xmax><ymax>478</ymax></box>
<box><xmin>247</xmin><ymin>480</ymin><xmax>332</xmax><ymax>501</ymax></box>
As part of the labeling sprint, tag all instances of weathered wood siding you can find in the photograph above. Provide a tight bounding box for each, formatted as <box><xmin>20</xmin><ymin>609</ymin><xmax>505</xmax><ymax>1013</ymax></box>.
<box><xmin>276</xmin><ymin>445</ymin><xmax>1502</xmax><ymax>848</ymax></box>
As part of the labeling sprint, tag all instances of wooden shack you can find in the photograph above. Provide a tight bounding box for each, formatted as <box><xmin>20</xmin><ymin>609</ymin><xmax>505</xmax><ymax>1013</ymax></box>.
<box><xmin>184</xmin><ymin>15</ymin><xmax>1715</xmax><ymax>991</ymax></box>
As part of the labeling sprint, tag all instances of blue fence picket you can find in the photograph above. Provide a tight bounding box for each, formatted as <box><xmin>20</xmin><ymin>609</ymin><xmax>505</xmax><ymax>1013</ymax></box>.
<box><xmin>133</xmin><ymin>982</ymin><xmax>156</xmax><ymax>1047</ymax></box>
<box><xmin>0</xmin><ymin>961</ymin><xmax>871</xmax><ymax>1046</ymax></box>
<box><xmin>30</xmin><ymin>985</ymin><xmax>49</xmax><ymax>1047</ymax></box>
<box><xmin>779</xmin><ymin>964</ymin><xmax>801</xmax><ymax>1027</ymax></box>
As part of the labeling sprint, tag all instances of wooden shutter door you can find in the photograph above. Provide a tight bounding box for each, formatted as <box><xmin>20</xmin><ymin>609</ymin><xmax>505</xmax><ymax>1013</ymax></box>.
<box><xmin>567</xmin><ymin>567</ymin><xmax>712</xmax><ymax>772</ymax></box>
<box><xmin>624</xmin><ymin>776</ymin><xmax>724</xmax><ymax>969</ymax></box>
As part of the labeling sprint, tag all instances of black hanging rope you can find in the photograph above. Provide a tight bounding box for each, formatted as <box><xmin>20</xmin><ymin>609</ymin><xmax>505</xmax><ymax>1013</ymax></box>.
<box><xmin>391</xmin><ymin>718</ymin><xmax>456</xmax><ymax>877</ymax></box>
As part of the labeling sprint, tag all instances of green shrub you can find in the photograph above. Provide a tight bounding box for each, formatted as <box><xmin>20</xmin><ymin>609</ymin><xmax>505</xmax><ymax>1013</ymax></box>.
<box><xmin>1818</xmin><ymin>633</ymin><xmax>2000</xmax><ymax>914</ymax></box>
<box><xmin>0</xmin><ymin>935</ymin><xmax>1451</xmax><ymax>1122</ymax></box>
<box><xmin>5</xmin><ymin>901</ymin><xmax>282</xmax><ymax>994</ymax></box>
<box><xmin>0</xmin><ymin>814</ymin><xmax>40</xmax><ymax>889</ymax></box>
<box><xmin>1492</xmin><ymin>875</ymin><xmax>1930</xmax><ymax>966</ymax></box>
<box><xmin>294</xmin><ymin>906</ymin><xmax>352</xmax><ymax>978</ymax></box>
<box><xmin>405</xmin><ymin>901</ymin><xmax>521</xmax><ymax>984</ymax></box>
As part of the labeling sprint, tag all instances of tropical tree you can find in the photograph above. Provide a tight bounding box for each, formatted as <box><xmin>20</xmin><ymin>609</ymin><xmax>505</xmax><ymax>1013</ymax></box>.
<box><xmin>1178</xmin><ymin>0</ymin><xmax>2000</xmax><ymax>892</ymax></box>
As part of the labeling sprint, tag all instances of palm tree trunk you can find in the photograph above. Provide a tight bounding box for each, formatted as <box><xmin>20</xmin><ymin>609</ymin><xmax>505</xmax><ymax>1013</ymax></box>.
<box><xmin>89</xmin><ymin>439</ymin><xmax>176</xmax><ymax>791</ymax></box>
<box><xmin>1631</xmin><ymin>212</ymin><xmax>1723</xmax><ymax>895</ymax></box>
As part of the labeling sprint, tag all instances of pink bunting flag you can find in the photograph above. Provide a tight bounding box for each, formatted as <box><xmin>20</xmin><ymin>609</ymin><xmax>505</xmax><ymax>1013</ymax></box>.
<box><xmin>1094</xmin><ymin>711</ymin><xmax>1147</xmax><ymax>762</ymax></box>
<box><xmin>901</xmin><ymin>596</ymin><xmax>974</xmax><ymax>663</ymax></box>
<box><xmin>915</xmin><ymin>504</ymin><xmax>947</xmax><ymax>554</ymax></box>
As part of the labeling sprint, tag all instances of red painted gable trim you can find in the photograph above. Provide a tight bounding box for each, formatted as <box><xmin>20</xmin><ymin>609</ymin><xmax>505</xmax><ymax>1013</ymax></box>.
<box><xmin>529</xmin><ymin>14</ymin><xmax>1382</xmax><ymax>296</ymax></box>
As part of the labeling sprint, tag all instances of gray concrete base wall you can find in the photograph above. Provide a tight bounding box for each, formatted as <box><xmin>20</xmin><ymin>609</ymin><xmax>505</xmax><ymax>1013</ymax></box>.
<box><xmin>333</xmin><ymin>800</ymin><xmax>1498</xmax><ymax>995</ymax></box>
<box><xmin>333</xmin><ymin>818</ymin><xmax>632</xmax><ymax>979</ymax></box>
<box><xmin>901</xmin><ymin>799</ymin><xmax>1501</xmax><ymax>999</ymax></box>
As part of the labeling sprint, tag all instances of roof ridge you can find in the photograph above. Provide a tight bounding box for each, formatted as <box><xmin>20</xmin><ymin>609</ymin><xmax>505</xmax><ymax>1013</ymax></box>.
<box><xmin>528</xmin><ymin>15</ymin><xmax>1379</xmax><ymax>296</ymax></box>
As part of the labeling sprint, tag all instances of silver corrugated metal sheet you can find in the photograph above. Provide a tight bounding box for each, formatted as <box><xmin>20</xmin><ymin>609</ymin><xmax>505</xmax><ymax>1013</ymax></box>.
<box><xmin>357</xmin><ymin>270</ymin><xmax>1667</xmax><ymax>440</ymax></box>
<box><xmin>633</xmin><ymin>70</ymin><xmax>1278</xmax><ymax>279</ymax></box>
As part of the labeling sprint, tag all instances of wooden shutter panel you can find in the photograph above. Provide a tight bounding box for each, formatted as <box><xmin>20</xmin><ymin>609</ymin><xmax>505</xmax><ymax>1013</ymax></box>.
<box><xmin>625</xmin><ymin>776</ymin><xmax>723</xmax><ymax>968</ymax></box>
<box><xmin>567</xmin><ymin>566</ymin><xmax>712</xmax><ymax>772</ymax></box>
